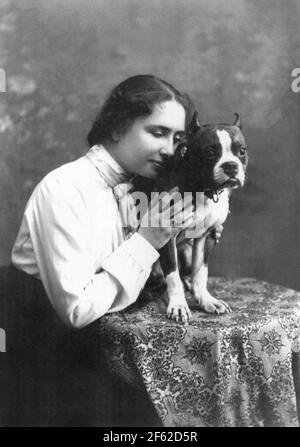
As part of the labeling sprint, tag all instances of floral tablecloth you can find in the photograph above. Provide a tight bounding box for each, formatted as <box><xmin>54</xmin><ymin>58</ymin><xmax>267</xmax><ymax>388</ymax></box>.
<box><xmin>97</xmin><ymin>278</ymin><xmax>300</xmax><ymax>427</ymax></box>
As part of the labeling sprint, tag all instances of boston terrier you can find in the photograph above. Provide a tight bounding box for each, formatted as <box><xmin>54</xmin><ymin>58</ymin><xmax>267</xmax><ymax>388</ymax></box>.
<box><xmin>133</xmin><ymin>113</ymin><xmax>248</xmax><ymax>323</ymax></box>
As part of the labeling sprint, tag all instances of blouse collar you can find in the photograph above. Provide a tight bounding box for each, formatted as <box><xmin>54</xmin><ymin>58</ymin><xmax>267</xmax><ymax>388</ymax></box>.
<box><xmin>86</xmin><ymin>144</ymin><xmax>132</xmax><ymax>188</ymax></box>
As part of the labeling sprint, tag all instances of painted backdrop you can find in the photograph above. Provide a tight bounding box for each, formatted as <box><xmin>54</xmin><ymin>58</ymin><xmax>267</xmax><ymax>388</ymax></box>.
<box><xmin>0</xmin><ymin>0</ymin><xmax>299</xmax><ymax>289</ymax></box>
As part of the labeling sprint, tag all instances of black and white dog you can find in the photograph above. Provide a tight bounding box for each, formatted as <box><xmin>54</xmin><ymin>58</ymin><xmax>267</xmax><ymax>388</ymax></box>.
<box><xmin>134</xmin><ymin>113</ymin><xmax>248</xmax><ymax>322</ymax></box>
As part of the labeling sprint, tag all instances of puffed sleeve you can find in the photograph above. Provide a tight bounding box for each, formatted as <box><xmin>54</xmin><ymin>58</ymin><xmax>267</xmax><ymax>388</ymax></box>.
<box><xmin>25</xmin><ymin>178</ymin><xmax>159</xmax><ymax>329</ymax></box>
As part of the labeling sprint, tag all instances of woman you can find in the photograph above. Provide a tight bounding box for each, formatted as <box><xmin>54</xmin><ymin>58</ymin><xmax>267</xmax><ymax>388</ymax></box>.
<box><xmin>1</xmin><ymin>75</ymin><xmax>199</xmax><ymax>426</ymax></box>
<box><xmin>10</xmin><ymin>74</ymin><xmax>195</xmax><ymax>330</ymax></box>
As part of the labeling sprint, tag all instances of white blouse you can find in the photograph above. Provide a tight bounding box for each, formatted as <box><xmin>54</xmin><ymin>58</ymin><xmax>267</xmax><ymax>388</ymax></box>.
<box><xmin>11</xmin><ymin>145</ymin><xmax>159</xmax><ymax>329</ymax></box>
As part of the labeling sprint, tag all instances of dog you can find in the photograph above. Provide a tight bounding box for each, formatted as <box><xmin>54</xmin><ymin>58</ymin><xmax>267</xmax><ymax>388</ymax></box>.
<box><xmin>132</xmin><ymin>112</ymin><xmax>248</xmax><ymax>322</ymax></box>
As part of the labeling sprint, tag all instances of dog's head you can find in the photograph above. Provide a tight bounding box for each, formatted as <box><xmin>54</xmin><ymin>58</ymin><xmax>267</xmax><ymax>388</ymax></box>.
<box><xmin>175</xmin><ymin>113</ymin><xmax>248</xmax><ymax>194</ymax></box>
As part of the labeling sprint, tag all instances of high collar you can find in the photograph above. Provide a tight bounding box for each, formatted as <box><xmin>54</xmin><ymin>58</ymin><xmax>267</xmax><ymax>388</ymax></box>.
<box><xmin>86</xmin><ymin>144</ymin><xmax>132</xmax><ymax>188</ymax></box>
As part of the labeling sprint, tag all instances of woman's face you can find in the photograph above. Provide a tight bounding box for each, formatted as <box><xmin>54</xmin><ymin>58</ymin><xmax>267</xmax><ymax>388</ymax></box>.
<box><xmin>111</xmin><ymin>100</ymin><xmax>186</xmax><ymax>178</ymax></box>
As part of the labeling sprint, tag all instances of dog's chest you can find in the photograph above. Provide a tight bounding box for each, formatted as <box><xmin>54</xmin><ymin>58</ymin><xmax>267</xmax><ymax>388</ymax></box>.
<box><xmin>193</xmin><ymin>190</ymin><xmax>230</xmax><ymax>237</ymax></box>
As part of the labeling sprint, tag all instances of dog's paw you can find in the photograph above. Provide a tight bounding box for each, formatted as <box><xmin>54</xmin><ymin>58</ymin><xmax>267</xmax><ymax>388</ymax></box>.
<box><xmin>167</xmin><ymin>297</ymin><xmax>192</xmax><ymax>324</ymax></box>
<box><xmin>194</xmin><ymin>291</ymin><xmax>231</xmax><ymax>315</ymax></box>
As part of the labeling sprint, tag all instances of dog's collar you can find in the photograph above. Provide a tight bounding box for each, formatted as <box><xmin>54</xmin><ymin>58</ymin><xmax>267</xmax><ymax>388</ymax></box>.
<box><xmin>204</xmin><ymin>189</ymin><xmax>224</xmax><ymax>203</ymax></box>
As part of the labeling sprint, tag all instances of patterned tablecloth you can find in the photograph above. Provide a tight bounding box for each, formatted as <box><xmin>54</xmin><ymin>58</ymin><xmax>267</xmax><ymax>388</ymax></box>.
<box><xmin>96</xmin><ymin>278</ymin><xmax>300</xmax><ymax>427</ymax></box>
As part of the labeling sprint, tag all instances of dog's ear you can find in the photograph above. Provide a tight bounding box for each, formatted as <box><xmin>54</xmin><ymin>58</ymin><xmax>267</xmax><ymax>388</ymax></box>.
<box><xmin>233</xmin><ymin>112</ymin><xmax>242</xmax><ymax>129</ymax></box>
<box><xmin>188</xmin><ymin>111</ymin><xmax>201</xmax><ymax>135</ymax></box>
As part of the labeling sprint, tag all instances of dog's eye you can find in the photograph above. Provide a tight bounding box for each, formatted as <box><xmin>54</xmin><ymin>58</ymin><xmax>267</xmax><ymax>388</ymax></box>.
<box><xmin>174</xmin><ymin>135</ymin><xmax>183</xmax><ymax>145</ymax></box>
<box><xmin>206</xmin><ymin>148</ymin><xmax>215</xmax><ymax>159</ymax></box>
<box><xmin>238</xmin><ymin>147</ymin><xmax>246</xmax><ymax>156</ymax></box>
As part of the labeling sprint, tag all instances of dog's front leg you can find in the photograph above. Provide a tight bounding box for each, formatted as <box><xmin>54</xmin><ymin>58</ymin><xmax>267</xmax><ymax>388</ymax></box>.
<box><xmin>159</xmin><ymin>237</ymin><xmax>192</xmax><ymax>323</ymax></box>
<box><xmin>191</xmin><ymin>234</ymin><xmax>231</xmax><ymax>314</ymax></box>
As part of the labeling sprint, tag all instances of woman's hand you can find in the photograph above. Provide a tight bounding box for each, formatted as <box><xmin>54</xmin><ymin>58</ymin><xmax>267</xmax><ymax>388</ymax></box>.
<box><xmin>137</xmin><ymin>187</ymin><xmax>195</xmax><ymax>250</ymax></box>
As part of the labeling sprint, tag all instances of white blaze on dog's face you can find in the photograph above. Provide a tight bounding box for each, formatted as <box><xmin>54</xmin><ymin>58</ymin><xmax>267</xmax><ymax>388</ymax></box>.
<box><xmin>214</xmin><ymin>129</ymin><xmax>246</xmax><ymax>188</ymax></box>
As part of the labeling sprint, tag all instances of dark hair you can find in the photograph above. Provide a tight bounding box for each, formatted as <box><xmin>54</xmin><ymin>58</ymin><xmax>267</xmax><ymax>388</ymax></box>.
<box><xmin>87</xmin><ymin>74</ymin><xmax>195</xmax><ymax>147</ymax></box>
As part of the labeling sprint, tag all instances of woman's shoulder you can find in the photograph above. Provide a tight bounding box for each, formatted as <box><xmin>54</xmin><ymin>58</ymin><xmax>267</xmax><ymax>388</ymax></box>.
<box><xmin>48</xmin><ymin>152</ymin><xmax>108</xmax><ymax>185</ymax></box>
<box><xmin>28</xmin><ymin>154</ymin><xmax>109</xmax><ymax>206</ymax></box>
<box><xmin>43</xmin><ymin>155</ymin><xmax>93</xmax><ymax>184</ymax></box>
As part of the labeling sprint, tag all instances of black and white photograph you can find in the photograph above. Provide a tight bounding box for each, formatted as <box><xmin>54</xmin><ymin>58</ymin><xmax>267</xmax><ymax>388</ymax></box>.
<box><xmin>0</xmin><ymin>0</ymin><xmax>300</xmax><ymax>429</ymax></box>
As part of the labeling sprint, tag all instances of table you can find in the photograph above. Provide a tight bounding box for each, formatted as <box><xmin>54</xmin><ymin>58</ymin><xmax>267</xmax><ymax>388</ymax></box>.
<box><xmin>96</xmin><ymin>277</ymin><xmax>300</xmax><ymax>427</ymax></box>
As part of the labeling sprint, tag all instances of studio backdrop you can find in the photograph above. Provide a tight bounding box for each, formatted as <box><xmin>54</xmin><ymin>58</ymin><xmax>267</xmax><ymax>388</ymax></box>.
<box><xmin>0</xmin><ymin>0</ymin><xmax>299</xmax><ymax>289</ymax></box>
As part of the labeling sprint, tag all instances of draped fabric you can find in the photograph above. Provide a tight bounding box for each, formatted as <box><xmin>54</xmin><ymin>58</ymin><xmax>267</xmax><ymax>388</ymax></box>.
<box><xmin>1</xmin><ymin>267</ymin><xmax>300</xmax><ymax>426</ymax></box>
<box><xmin>97</xmin><ymin>277</ymin><xmax>300</xmax><ymax>427</ymax></box>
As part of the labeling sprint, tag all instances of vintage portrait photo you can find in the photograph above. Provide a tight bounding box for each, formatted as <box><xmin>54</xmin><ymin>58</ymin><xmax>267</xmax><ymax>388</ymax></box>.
<box><xmin>0</xmin><ymin>0</ymin><xmax>300</xmax><ymax>429</ymax></box>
